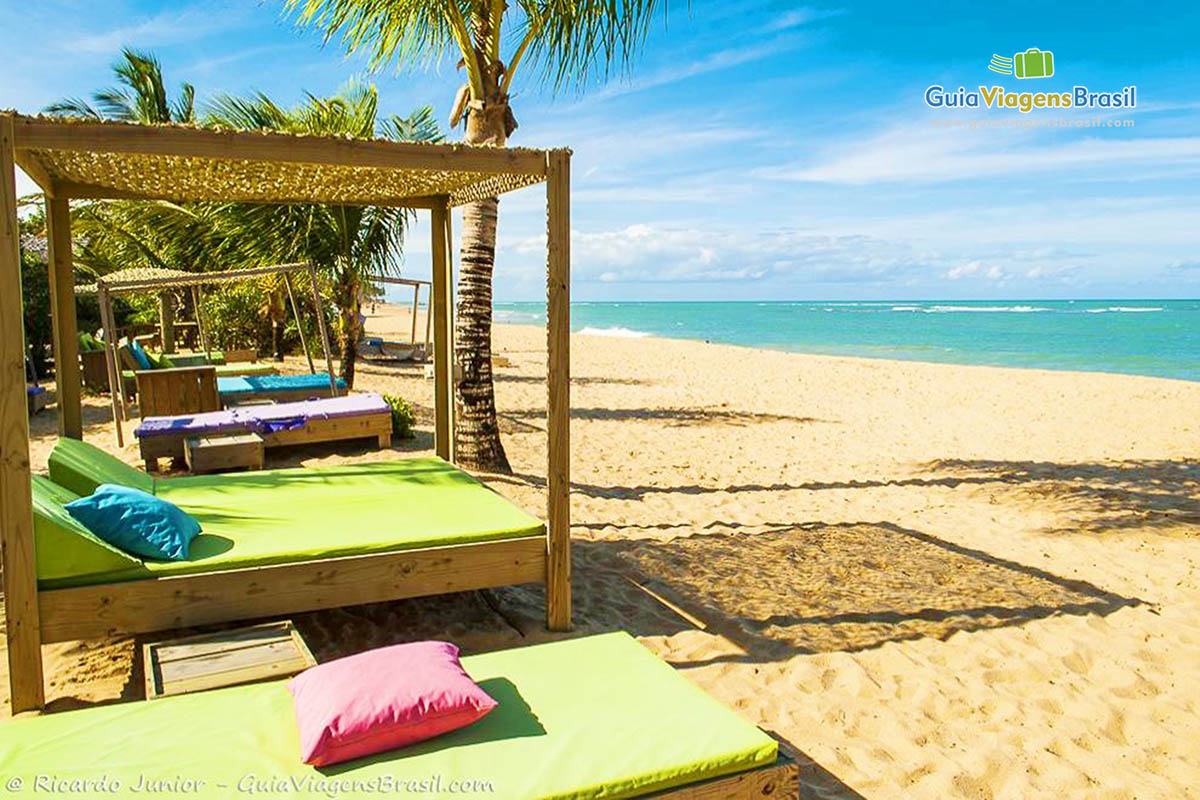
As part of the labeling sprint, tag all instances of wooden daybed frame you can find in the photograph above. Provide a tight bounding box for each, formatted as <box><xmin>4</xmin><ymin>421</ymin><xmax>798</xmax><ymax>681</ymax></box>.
<box><xmin>136</xmin><ymin>369</ymin><xmax>392</xmax><ymax>470</ymax></box>
<box><xmin>0</xmin><ymin>113</ymin><xmax>572</xmax><ymax>715</ymax></box>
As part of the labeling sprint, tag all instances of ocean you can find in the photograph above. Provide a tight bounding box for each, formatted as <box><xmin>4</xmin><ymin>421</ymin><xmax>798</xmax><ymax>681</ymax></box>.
<box><xmin>492</xmin><ymin>300</ymin><xmax>1200</xmax><ymax>382</ymax></box>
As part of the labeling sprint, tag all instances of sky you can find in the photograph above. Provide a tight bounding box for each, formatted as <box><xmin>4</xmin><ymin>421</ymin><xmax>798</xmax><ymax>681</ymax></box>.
<box><xmin>2</xmin><ymin>1</ymin><xmax>1198</xmax><ymax>301</ymax></box>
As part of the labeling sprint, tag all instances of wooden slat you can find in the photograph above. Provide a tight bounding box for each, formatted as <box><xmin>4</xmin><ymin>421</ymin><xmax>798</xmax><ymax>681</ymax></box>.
<box><xmin>646</xmin><ymin>754</ymin><xmax>798</xmax><ymax>799</ymax></box>
<box><xmin>39</xmin><ymin>536</ymin><xmax>548</xmax><ymax>642</ymax></box>
<box><xmin>45</xmin><ymin>193</ymin><xmax>82</xmax><ymax>438</ymax></box>
<box><xmin>431</xmin><ymin>198</ymin><xmax>454</xmax><ymax>461</ymax></box>
<box><xmin>11</xmin><ymin>117</ymin><xmax>548</xmax><ymax>176</ymax></box>
<box><xmin>143</xmin><ymin>620</ymin><xmax>316</xmax><ymax>699</ymax></box>
<box><xmin>545</xmin><ymin>150</ymin><xmax>572</xmax><ymax>631</ymax></box>
<box><xmin>308</xmin><ymin>265</ymin><xmax>339</xmax><ymax>397</ymax></box>
<box><xmin>98</xmin><ymin>288</ymin><xmax>125</xmax><ymax>446</ymax></box>
<box><xmin>0</xmin><ymin>115</ymin><xmax>45</xmax><ymax>713</ymax></box>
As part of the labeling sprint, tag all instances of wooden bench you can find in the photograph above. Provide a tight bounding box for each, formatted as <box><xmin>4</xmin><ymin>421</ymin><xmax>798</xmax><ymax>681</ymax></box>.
<box><xmin>185</xmin><ymin>433</ymin><xmax>265</xmax><ymax>474</ymax></box>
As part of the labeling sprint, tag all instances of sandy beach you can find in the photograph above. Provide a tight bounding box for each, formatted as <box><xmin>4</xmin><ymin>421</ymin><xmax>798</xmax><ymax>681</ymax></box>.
<box><xmin>6</xmin><ymin>301</ymin><xmax>1200</xmax><ymax>799</ymax></box>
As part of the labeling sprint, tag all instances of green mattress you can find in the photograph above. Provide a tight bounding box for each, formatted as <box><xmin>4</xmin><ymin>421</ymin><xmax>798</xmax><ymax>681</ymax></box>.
<box><xmin>39</xmin><ymin>439</ymin><xmax>544</xmax><ymax>588</ymax></box>
<box><xmin>0</xmin><ymin>633</ymin><xmax>777</xmax><ymax>799</ymax></box>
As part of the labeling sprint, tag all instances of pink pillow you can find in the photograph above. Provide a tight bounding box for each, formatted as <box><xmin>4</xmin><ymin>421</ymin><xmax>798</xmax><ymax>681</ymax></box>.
<box><xmin>288</xmin><ymin>641</ymin><xmax>498</xmax><ymax>766</ymax></box>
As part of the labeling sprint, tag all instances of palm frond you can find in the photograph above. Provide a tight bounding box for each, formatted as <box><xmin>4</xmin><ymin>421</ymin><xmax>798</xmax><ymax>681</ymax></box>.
<box><xmin>43</xmin><ymin>98</ymin><xmax>103</xmax><ymax>118</ymax></box>
<box><xmin>380</xmin><ymin>105</ymin><xmax>444</xmax><ymax>142</ymax></box>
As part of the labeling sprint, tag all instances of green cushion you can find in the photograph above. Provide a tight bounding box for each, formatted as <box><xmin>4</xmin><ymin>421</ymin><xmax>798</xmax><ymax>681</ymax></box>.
<box><xmin>31</xmin><ymin>476</ymin><xmax>146</xmax><ymax>586</ymax></box>
<box><xmin>42</xmin><ymin>440</ymin><xmax>544</xmax><ymax>587</ymax></box>
<box><xmin>0</xmin><ymin>633</ymin><xmax>777</xmax><ymax>798</ymax></box>
<box><xmin>48</xmin><ymin>438</ymin><xmax>155</xmax><ymax>497</ymax></box>
<box><xmin>145</xmin><ymin>460</ymin><xmax>544</xmax><ymax>577</ymax></box>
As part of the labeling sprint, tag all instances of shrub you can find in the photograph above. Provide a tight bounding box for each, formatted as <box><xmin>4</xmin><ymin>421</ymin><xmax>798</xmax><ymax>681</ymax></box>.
<box><xmin>382</xmin><ymin>393</ymin><xmax>415</xmax><ymax>440</ymax></box>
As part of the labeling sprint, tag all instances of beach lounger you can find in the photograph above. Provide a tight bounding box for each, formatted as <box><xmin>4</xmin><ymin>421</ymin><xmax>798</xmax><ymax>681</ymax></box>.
<box><xmin>0</xmin><ymin>633</ymin><xmax>796</xmax><ymax>799</ymax></box>
<box><xmin>32</xmin><ymin>439</ymin><xmax>548</xmax><ymax>636</ymax></box>
<box><xmin>218</xmin><ymin>373</ymin><xmax>347</xmax><ymax>405</ymax></box>
<box><xmin>135</xmin><ymin>392</ymin><xmax>392</xmax><ymax>470</ymax></box>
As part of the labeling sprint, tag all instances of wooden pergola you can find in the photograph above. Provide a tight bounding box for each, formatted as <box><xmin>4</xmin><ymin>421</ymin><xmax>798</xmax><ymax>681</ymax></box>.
<box><xmin>0</xmin><ymin>113</ymin><xmax>571</xmax><ymax>714</ymax></box>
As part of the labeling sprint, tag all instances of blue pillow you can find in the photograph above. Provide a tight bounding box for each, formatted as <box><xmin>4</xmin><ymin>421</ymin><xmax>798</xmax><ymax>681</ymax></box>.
<box><xmin>128</xmin><ymin>339</ymin><xmax>152</xmax><ymax>370</ymax></box>
<box><xmin>65</xmin><ymin>484</ymin><xmax>200</xmax><ymax>561</ymax></box>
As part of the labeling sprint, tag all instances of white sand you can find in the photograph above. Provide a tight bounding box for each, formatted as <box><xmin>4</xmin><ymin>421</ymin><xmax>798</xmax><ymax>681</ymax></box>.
<box><xmin>7</xmin><ymin>302</ymin><xmax>1199</xmax><ymax>798</ymax></box>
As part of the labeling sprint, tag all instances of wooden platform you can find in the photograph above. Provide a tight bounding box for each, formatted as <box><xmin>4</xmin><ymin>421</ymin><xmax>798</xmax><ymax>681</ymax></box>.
<box><xmin>141</xmin><ymin>410</ymin><xmax>391</xmax><ymax>471</ymax></box>
<box><xmin>142</xmin><ymin>620</ymin><xmax>315</xmax><ymax>699</ymax></box>
<box><xmin>185</xmin><ymin>432</ymin><xmax>265</xmax><ymax>474</ymax></box>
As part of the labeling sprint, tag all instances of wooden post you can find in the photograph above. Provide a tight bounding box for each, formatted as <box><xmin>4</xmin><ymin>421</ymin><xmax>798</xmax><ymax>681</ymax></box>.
<box><xmin>545</xmin><ymin>150</ymin><xmax>571</xmax><ymax>631</ymax></box>
<box><xmin>0</xmin><ymin>115</ymin><xmax>46</xmax><ymax>712</ymax></box>
<box><xmin>98</xmin><ymin>286</ymin><xmax>125</xmax><ymax>447</ymax></box>
<box><xmin>411</xmin><ymin>283</ymin><xmax>420</xmax><ymax>344</ymax></box>
<box><xmin>307</xmin><ymin>265</ymin><xmax>338</xmax><ymax>396</ymax></box>
<box><xmin>283</xmin><ymin>272</ymin><xmax>314</xmax><ymax>373</ymax></box>
<box><xmin>192</xmin><ymin>286</ymin><xmax>212</xmax><ymax>362</ymax></box>
<box><xmin>158</xmin><ymin>291</ymin><xmax>175</xmax><ymax>353</ymax></box>
<box><xmin>45</xmin><ymin>193</ymin><xmax>82</xmax><ymax>439</ymax></box>
<box><xmin>431</xmin><ymin>199</ymin><xmax>453</xmax><ymax>461</ymax></box>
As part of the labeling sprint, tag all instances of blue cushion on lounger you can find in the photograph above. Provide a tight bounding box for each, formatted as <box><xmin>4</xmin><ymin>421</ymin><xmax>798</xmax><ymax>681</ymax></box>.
<box><xmin>128</xmin><ymin>339</ymin><xmax>153</xmax><ymax>370</ymax></box>
<box><xmin>66</xmin><ymin>484</ymin><xmax>200</xmax><ymax>561</ymax></box>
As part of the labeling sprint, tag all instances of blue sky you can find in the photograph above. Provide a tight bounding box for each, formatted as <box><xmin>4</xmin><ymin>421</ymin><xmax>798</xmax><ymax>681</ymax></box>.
<box><xmin>3</xmin><ymin>0</ymin><xmax>1199</xmax><ymax>300</ymax></box>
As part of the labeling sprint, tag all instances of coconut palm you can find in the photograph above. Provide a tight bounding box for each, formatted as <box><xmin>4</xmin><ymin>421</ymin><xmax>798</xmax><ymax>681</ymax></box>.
<box><xmin>285</xmin><ymin>0</ymin><xmax>666</xmax><ymax>471</ymax></box>
<box><xmin>205</xmin><ymin>84</ymin><xmax>443</xmax><ymax>386</ymax></box>
<box><xmin>45</xmin><ymin>47</ymin><xmax>194</xmax><ymax>123</ymax></box>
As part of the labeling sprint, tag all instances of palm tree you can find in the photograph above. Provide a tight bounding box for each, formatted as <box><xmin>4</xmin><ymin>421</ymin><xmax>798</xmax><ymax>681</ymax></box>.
<box><xmin>45</xmin><ymin>47</ymin><xmax>194</xmax><ymax>123</ymax></box>
<box><xmin>205</xmin><ymin>84</ymin><xmax>443</xmax><ymax>386</ymax></box>
<box><xmin>285</xmin><ymin>0</ymin><xmax>666</xmax><ymax>472</ymax></box>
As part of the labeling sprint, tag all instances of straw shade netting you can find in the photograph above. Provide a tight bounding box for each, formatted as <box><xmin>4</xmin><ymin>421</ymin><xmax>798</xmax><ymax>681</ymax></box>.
<box><xmin>0</xmin><ymin>112</ymin><xmax>571</xmax><ymax>713</ymax></box>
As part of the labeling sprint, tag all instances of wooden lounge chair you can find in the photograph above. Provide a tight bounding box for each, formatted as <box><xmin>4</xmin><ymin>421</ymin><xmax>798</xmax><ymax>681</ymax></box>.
<box><xmin>135</xmin><ymin>392</ymin><xmax>392</xmax><ymax>470</ymax></box>
<box><xmin>0</xmin><ymin>633</ymin><xmax>798</xmax><ymax>799</ymax></box>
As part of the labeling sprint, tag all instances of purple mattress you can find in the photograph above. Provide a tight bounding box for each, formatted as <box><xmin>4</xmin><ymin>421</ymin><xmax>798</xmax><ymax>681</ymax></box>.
<box><xmin>135</xmin><ymin>393</ymin><xmax>389</xmax><ymax>439</ymax></box>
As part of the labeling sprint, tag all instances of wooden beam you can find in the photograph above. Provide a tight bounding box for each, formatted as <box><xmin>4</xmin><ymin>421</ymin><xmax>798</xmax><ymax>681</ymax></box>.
<box><xmin>307</xmin><ymin>265</ymin><xmax>338</xmax><ymax>395</ymax></box>
<box><xmin>38</xmin><ymin>536</ymin><xmax>548</xmax><ymax>643</ymax></box>
<box><xmin>11</xmin><ymin>117</ymin><xmax>548</xmax><ymax>176</ymax></box>
<box><xmin>545</xmin><ymin>150</ymin><xmax>572</xmax><ymax>631</ymax></box>
<box><xmin>45</xmin><ymin>194</ymin><xmax>82</xmax><ymax>439</ymax></box>
<box><xmin>0</xmin><ymin>115</ymin><xmax>46</xmax><ymax>713</ymax></box>
<box><xmin>645</xmin><ymin>752</ymin><xmax>798</xmax><ymax>798</ymax></box>
<box><xmin>12</xmin><ymin>150</ymin><xmax>56</xmax><ymax>198</ymax></box>
<box><xmin>283</xmin><ymin>273</ymin><xmax>314</xmax><ymax>373</ymax></box>
<box><xmin>98</xmin><ymin>286</ymin><xmax>125</xmax><ymax>447</ymax></box>
<box><xmin>431</xmin><ymin>199</ymin><xmax>454</xmax><ymax>461</ymax></box>
<box><xmin>158</xmin><ymin>291</ymin><xmax>175</xmax><ymax>353</ymax></box>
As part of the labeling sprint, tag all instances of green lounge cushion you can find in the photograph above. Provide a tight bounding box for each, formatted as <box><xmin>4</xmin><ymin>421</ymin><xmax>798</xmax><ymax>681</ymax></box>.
<box><xmin>31</xmin><ymin>476</ymin><xmax>146</xmax><ymax>585</ymax></box>
<box><xmin>41</xmin><ymin>440</ymin><xmax>544</xmax><ymax>587</ymax></box>
<box><xmin>0</xmin><ymin>633</ymin><xmax>777</xmax><ymax>799</ymax></box>
<box><xmin>145</xmin><ymin>460</ymin><xmax>544</xmax><ymax>577</ymax></box>
<box><xmin>48</xmin><ymin>437</ymin><xmax>155</xmax><ymax>497</ymax></box>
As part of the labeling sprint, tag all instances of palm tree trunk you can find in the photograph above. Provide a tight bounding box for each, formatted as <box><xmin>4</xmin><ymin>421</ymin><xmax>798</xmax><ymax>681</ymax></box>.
<box><xmin>454</xmin><ymin>102</ymin><xmax>512</xmax><ymax>472</ymax></box>
<box><xmin>336</xmin><ymin>274</ymin><xmax>360</xmax><ymax>389</ymax></box>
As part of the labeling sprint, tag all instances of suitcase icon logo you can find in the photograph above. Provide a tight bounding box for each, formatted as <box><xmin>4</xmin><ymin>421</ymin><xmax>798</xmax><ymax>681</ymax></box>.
<box><xmin>988</xmin><ymin>48</ymin><xmax>1055</xmax><ymax>79</ymax></box>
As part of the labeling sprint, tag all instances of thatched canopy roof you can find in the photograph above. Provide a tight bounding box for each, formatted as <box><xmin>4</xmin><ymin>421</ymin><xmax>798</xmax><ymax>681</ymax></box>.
<box><xmin>77</xmin><ymin>262</ymin><xmax>312</xmax><ymax>294</ymax></box>
<box><xmin>6</xmin><ymin>113</ymin><xmax>555</xmax><ymax>207</ymax></box>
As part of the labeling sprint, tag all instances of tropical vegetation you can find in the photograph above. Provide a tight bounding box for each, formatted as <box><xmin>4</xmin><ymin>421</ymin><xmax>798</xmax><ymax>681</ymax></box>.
<box><xmin>286</xmin><ymin>0</ymin><xmax>668</xmax><ymax>471</ymax></box>
<box><xmin>39</xmin><ymin>50</ymin><xmax>441</xmax><ymax>387</ymax></box>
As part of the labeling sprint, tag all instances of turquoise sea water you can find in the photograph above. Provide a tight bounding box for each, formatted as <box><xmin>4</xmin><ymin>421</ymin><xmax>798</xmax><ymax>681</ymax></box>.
<box><xmin>493</xmin><ymin>300</ymin><xmax>1200</xmax><ymax>382</ymax></box>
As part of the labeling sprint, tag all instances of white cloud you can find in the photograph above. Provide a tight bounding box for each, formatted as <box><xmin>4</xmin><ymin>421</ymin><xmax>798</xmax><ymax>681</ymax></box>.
<box><xmin>590</xmin><ymin>36</ymin><xmax>807</xmax><ymax>101</ymax></box>
<box><xmin>64</xmin><ymin>5</ymin><xmax>249</xmax><ymax>55</ymax></box>
<box><xmin>946</xmin><ymin>260</ymin><xmax>1007</xmax><ymax>281</ymax></box>
<box><xmin>760</xmin><ymin>123</ymin><xmax>1200</xmax><ymax>185</ymax></box>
